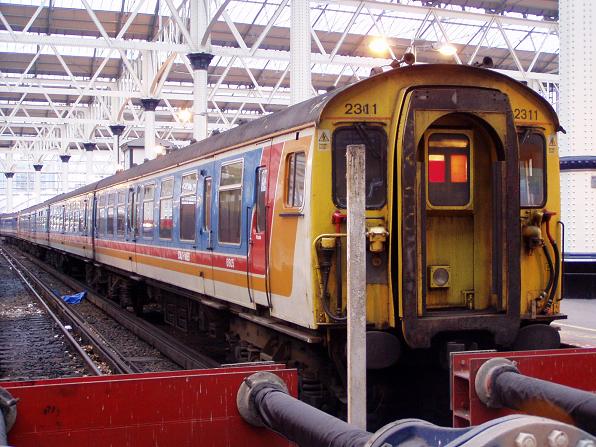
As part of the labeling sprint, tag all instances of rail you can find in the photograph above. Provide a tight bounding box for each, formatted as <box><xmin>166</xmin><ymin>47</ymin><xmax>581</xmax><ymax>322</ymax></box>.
<box><xmin>0</xmin><ymin>248</ymin><xmax>139</xmax><ymax>375</ymax></box>
<box><xmin>16</xmin><ymin>247</ymin><xmax>219</xmax><ymax>370</ymax></box>
<box><xmin>0</xmin><ymin>248</ymin><xmax>103</xmax><ymax>376</ymax></box>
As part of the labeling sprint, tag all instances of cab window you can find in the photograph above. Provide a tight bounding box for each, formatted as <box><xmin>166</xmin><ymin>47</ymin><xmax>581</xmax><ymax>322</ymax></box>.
<box><xmin>426</xmin><ymin>133</ymin><xmax>471</xmax><ymax>207</ymax></box>
<box><xmin>332</xmin><ymin>125</ymin><xmax>387</xmax><ymax>209</ymax></box>
<box><xmin>518</xmin><ymin>131</ymin><xmax>546</xmax><ymax>207</ymax></box>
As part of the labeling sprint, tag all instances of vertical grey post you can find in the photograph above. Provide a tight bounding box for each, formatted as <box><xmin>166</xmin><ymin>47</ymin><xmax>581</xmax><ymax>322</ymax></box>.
<box><xmin>33</xmin><ymin>164</ymin><xmax>43</xmax><ymax>203</ymax></box>
<box><xmin>346</xmin><ymin>143</ymin><xmax>367</xmax><ymax>429</ymax></box>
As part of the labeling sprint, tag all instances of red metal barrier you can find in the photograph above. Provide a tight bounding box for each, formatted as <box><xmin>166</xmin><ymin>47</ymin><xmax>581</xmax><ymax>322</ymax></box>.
<box><xmin>451</xmin><ymin>348</ymin><xmax>596</xmax><ymax>427</ymax></box>
<box><xmin>2</xmin><ymin>364</ymin><xmax>297</xmax><ymax>447</ymax></box>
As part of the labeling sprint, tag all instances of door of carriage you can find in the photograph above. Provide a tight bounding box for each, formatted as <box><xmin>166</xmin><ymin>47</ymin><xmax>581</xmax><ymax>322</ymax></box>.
<box><xmin>399</xmin><ymin>87</ymin><xmax>521</xmax><ymax>348</ymax></box>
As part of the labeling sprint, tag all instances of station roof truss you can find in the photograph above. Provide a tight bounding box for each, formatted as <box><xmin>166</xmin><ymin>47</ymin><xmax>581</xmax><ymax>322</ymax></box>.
<box><xmin>0</xmin><ymin>0</ymin><xmax>559</xmax><ymax>192</ymax></box>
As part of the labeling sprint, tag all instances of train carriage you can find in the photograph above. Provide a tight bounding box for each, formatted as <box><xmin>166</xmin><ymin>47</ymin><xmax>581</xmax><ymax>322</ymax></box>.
<box><xmin>1</xmin><ymin>62</ymin><xmax>564</xmax><ymax>400</ymax></box>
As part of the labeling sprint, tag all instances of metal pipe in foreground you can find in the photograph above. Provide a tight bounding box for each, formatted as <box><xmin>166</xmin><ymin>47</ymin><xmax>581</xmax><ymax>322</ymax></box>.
<box><xmin>475</xmin><ymin>357</ymin><xmax>596</xmax><ymax>436</ymax></box>
<box><xmin>237</xmin><ymin>372</ymin><xmax>372</xmax><ymax>447</ymax></box>
<box><xmin>0</xmin><ymin>388</ymin><xmax>17</xmax><ymax>447</ymax></box>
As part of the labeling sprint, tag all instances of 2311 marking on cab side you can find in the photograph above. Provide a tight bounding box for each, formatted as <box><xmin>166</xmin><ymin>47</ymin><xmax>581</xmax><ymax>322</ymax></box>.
<box><xmin>344</xmin><ymin>103</ymin><xmax>378</xmax><ymax>115</ymax></box>
<box><xmin>514</xmin><ymin>108</ymin><xmax>539</xmax><ymax>120</ymax></box>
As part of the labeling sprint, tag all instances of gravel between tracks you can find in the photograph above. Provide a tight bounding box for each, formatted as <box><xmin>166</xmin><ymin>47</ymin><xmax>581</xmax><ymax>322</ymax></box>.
<box><xmin>0</xmin><ymin>250</ymin><xmax>88</xmax><ymax>381</ymax></box>
<box><xmin>3</xmin><ymin>244</ymin><xmax>181</xmax><ymax>374</ymax></box>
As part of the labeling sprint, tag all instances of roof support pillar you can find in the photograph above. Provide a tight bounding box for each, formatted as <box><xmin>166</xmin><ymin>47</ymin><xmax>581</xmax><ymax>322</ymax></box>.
<box><xmin>188</xmin><ymin>0</ymin><xmax>212</xmax><ymax>141</ymax></box>
<box><xmin>141</xmin><ymin>98</ymin><xmax>160</xmax><ymax>161</ymax></box>
<box><xmin>559</xmin><ymin>0</ymin><xmax>596</xmax><ymax>256</ymax></box>
<box><xmin>59</xmin><ymin>155</ymin><xmax>71</xmax><ymax>194</ymax></box>
<box><xmin>33</xmin><ymin>164</ymin><xmax>43</xmax><ymax>201</ymax></box>
<box><xmin>4</xmin><ymin>173</ymin><xmax>14</xmax><ymax>213</ymax></box>
<box><xmin>109</xmin><ymin>125</ymin><xmax>125</xmax><ymax>169</ymax></box>
<box><xmin>290</xmin><ymin>0</ymin><xmax>312</xmax><ymax>105</ymax></box>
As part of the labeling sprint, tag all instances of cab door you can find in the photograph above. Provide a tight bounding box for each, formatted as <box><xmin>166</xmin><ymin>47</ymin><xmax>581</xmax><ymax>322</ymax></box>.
<box><xmin>248</xmin><ymin>142</ymin><xmax>272</xmax><ymax>307</ymax></box>
<box><xmin>198</xmin><ymin>161</ymin><xmax>216</xmax><ymax>297</ymax></box>
<box><xmin>423</xmin><ymin>129</ymin><xmax>476</xmax><ymax>308</ymax></box>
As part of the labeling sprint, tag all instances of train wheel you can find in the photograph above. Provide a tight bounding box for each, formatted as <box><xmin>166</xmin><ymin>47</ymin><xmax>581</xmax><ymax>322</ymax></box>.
<box><xmin>512</xmin><ymin>324</ymin><xmax>561</xmax><ymax>351</ymax></box>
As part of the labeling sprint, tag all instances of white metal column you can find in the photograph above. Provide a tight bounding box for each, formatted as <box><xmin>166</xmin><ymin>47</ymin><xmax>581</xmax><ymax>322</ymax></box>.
<box><xmin>33</xmin><ymin>164</ymin><xmax>42</xmax><ymax>202</ymax></box>
<box><xmin>189</xmin><ymin>0</ymin><xmax>211</xmax><ymax>141</ymax></box>
<box><xmin>145</xmin><ymin>110</ymin><xmax>157</xmax><ymax>159</ymax></box>
<box><xmin>290</xmin><ymin>0</ymin><xmax>312</xmax><ymax>105</ymax></box>
<box><xmin>141</xmin><ymin>98</ymin><xmax>160</xmax><ymax>161</ymax></box>
<box><xmin>559</xmin><ymin>0</ymin><xmax>596</xmax><ymax>256</ymax></box>
<box><xmin>60</xmin><ymin>155</ymin><xmax>70</xmax><ymax>193</ymax></box>
<box><xmin>5</xmin><ymin>173</ymin><xmax>14</xmax><ymax>213</ymax></box>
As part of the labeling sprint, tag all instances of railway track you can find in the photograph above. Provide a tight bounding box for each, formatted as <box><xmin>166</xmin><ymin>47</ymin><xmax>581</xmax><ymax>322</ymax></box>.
<box><xmin>5</xmin><ymin>245</ymin><xmax>219</xmax><ymax>372</ymax></box>
<box><xmin>1</xmin><ymin>248</ymin><xmax>139</xmax><ymax>376</ymax></box>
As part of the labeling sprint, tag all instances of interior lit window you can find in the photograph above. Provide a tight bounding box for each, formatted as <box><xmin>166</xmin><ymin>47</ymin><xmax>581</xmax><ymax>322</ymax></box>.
<box><xmin>427</xmin><ymin>133</ymin><xmax>471</xmax><ymax>207</ymax></box>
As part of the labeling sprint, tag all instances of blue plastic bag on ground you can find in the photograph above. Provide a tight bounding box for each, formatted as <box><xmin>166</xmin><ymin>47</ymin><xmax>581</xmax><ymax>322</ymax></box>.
<box><xmin>61</xmin><ymin>291</ymin><xmax>87</xmax><ymax>304</ymax></box>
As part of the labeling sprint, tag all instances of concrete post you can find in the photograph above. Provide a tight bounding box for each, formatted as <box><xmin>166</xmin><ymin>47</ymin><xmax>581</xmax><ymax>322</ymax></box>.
<box><xmin>290</xmin><ymin>0</ymin><xmax>312</xmax><ymax>105</ymax></box>
<box><xmin>4</xmin><ymin>172</ymin><xmax>14</xmax><ymax>212</ymax></box>
<box><xmin>346</xmin><ymin>144</ymin><xmax>367</xmax><ymax>429</ymax></box>
<box><xmin>59</xmin><ymin>154</ymin><xmax>71</xmax><ymax>193</ymax></box>
<box><xmin>140</xmin><ymin>98</ymin><xmax>160</xmax><ymax>160</ymax></box>
<box><xmin>33</xmin><ymin>164</ymin><xmax>43</xmax><ymax>203</ymax></box>
<box><xmin>559</xmin><ymin>0</ymin><xmax>596</xmax><ymax>258</ymax></box>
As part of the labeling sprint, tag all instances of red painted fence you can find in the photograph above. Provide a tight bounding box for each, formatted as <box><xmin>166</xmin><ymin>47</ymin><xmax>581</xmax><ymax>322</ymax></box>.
<box><xmin>2</xmin><ymin>364</ymin><xmax>297</xmax><ymax>446</ymax></box>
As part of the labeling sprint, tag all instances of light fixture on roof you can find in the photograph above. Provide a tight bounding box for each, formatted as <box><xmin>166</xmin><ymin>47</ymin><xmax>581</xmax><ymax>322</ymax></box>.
<box><xmin>177</xmin><ymin>108</ymin><xmax>192</xmax><ymax>123</ymax></box>
<box><xmin>368</xmin><ymin>37</ymin><xmax>389</xmax><ymax>55</ymax></box>
<box><xmin>436</xmin><ymin>43</ymin><xmax>458</xmax><ymax>57</ymax></box>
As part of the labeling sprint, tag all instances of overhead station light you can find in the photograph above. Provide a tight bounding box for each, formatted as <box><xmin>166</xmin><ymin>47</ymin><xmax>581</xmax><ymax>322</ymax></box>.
<box><xmin>368</xmin><ymin>38</ymin><xmax>389</xmax><ymax>55</ymax></box>
<box><xmin>177</xmin><ymin>108</ymin><xmax>192</xmax><ymax>123</ymax></box>
<box><xmin>437</xmin><ymin>43</ymin><xmax>458</xmax><ymax>56</ymax></box>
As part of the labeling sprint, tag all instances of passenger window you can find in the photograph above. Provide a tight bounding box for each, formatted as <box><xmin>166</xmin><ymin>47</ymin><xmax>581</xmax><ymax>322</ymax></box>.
<box><xmin>117</xmin><ymin>191</ymin><xmax>125</xmax><ymax>236</ymax></box>
<box><xmin>285</xmin><ymin>153</ymin><xmax>305</xmax><ymax>208</ymax></box>
<box><xmin>81</xmin><ymin>201</ymin><xmax>87</xmax><ymax>232</ymax></box>
<box><xmin>426</xmin><ymin>133</ymin><xmax>471</xmax><ymax>207</ymax></box>
<box><xmin>142</xmin><ymin>184</ymin><xmax>155</xmax><ymax>238</ymax></box>
<box><xmin>204</xmin><ymin>177</ymin><xmax>212</xmax><ymax>231</ymax></box>
<box><xmin>127</xmin><ymin>189</ymin><xmax>135</xmax><ymax>235</ymax></box>
<box><xmin>180</xmin><ymin>173</ymin><xmax>197</xmax><ymax>242</ymax></box>
<box><xmin>256</xmin><ymin>167</ymin><xmax>267</xmax><ymax>232</ymax></box>
<box><xmin>332</xmin><ymin>125</ymin><xmax>387</xmax><ymax>209</ymax></box>
<box><xmin>518</xmin><ymin>131</ymin><xmax>546</xmax><ymax>207</ymax></box>
<box><xmin>99</xmin><ymin>208</ymin><xmax>106</xmax><ymax>235</ymax></box>
<box><xmin>159</xmin><ymin>178</ymin><xmax>174</xmax><ymax>239</ymax></box>
<box><xmin>218</xmin><ymin>160</ymin><xmax>243</xmax><ymax>244</ymax></box>
<box><xmin>107</xmin><ymin>193</ymin><xmax>115</xmax><ymax>235</ymax></box>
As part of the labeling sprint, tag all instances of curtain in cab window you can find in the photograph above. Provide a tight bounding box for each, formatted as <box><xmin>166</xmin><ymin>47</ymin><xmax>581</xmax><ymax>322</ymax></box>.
<box><xmin>518</xmin><ymin>132</ymin><xmax>546</xmax><ymax>207</ymax></box>
<box><xmin>286</xmin><ymin>153</ymin><xmax>305</xmax><ymax>207</ymax></box>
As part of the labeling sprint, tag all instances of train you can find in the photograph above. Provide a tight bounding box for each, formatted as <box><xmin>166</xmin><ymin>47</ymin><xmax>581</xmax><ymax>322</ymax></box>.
<box><xmin>1</xmin><ymin>62</ymin><xmax>564</xmax><ymax>409</ymax></box>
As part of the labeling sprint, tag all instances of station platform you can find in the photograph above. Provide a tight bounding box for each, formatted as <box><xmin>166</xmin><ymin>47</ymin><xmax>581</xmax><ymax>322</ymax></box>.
<box><xmin>554</xmin><ymin>299</ymin><xmax>596</xmax><ymax>348</ymax></box>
